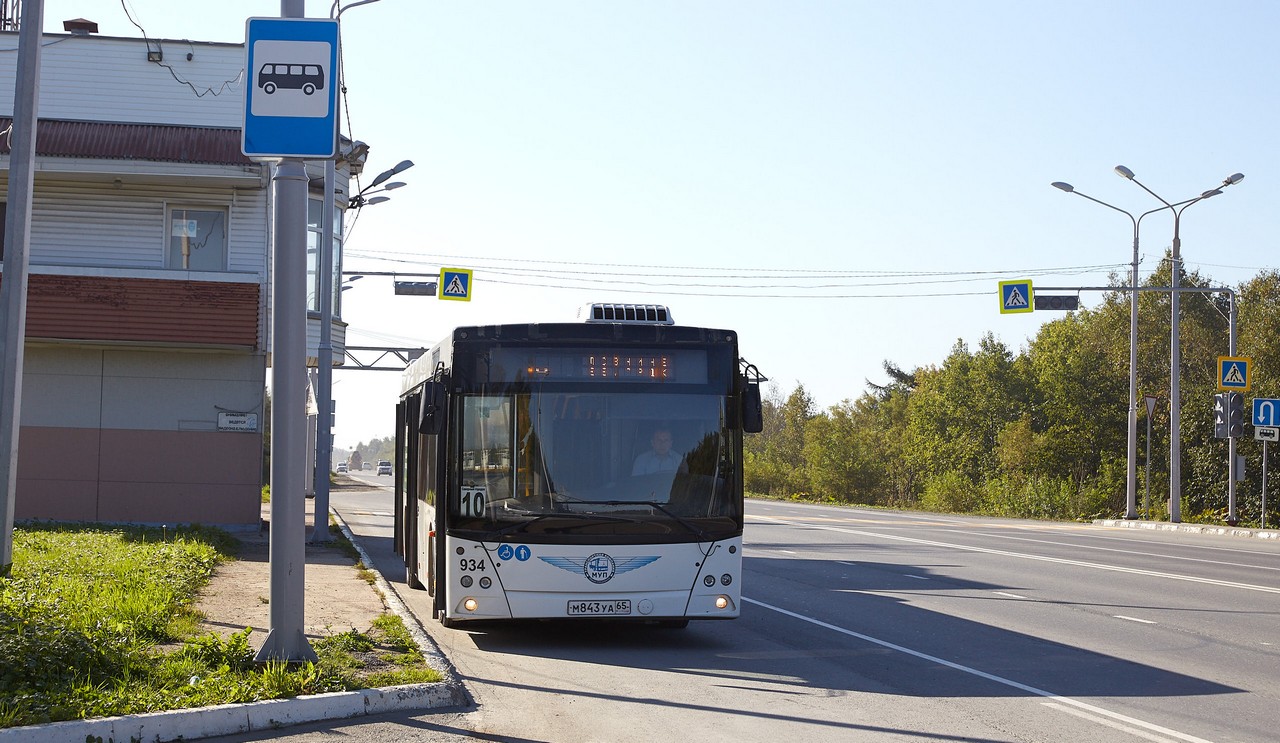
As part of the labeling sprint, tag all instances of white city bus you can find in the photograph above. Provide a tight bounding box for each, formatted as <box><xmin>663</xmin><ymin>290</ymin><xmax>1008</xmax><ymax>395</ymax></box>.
<box><xmin>394</xmin><ymin>304</ymin><xmax>763</xmax><ymax>627</ymax></box>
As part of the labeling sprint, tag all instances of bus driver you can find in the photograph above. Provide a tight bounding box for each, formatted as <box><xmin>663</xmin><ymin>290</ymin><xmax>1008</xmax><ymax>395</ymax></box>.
<box><xmin>632</xmin><ymin>427</ymin><xmax>686</xmax><ymax>476</ymax></box>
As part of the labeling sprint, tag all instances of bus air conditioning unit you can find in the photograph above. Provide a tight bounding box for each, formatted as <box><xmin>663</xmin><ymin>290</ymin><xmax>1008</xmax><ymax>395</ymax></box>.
<box><xmin>579</xmin><ymin>303</ymin><xmax>674</xmax><ymax>325</ymax></box>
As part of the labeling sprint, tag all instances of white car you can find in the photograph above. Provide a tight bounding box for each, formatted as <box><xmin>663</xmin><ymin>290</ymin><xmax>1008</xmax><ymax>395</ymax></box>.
<box><xmin>335</xmin><ymin>462</ymin><xmax>348</xmax><ymax>473</ymax></box>
<box><xmin>377</xmin><ymin>460</ymin><xmax>392</xmax><ymax>476</ymax></box>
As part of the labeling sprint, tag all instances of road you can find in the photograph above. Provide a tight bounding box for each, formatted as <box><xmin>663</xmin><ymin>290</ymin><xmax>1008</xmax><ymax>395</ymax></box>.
<box><xmin>210</xmin><ymin>481</ymin><xmax>1280</xmax><ymax>742</ymax></box>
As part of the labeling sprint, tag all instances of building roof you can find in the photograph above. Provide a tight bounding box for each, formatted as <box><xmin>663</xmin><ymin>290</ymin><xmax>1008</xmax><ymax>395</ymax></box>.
<box><xmin>0</xmin><ymin>117</ymin><xmax>252</xmax><ymax>165</ymax></box>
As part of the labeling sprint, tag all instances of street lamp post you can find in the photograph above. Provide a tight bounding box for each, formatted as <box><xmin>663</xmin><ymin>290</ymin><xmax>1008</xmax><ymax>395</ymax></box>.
<box><xmin>1049</xmin><ymin>182</ymin><xmax>1190</xmax><ymax>521</ymax></box>
<box><xmin>1116</xmin><ymin>168</ymin><xmax>1244</xmax><ymax>523</ymax></box>
<box><xmin>311</xmin><ymin>157</ymin><xmax>411</xmax><ymax>543</ymax></box>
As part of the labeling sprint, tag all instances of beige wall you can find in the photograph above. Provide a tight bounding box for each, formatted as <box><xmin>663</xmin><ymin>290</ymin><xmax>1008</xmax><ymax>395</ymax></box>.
<box><xmin>14</xmin><ymin>345</ymin><xmax>265</xmax><ymax>526</ymax></box>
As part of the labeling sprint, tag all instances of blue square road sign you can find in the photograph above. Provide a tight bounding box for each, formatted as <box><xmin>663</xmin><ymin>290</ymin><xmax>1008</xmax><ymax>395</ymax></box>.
<box><xmin>242</xmin><ymin>18</ymin><xmax>340</xmax><ymax>159</ymax></box>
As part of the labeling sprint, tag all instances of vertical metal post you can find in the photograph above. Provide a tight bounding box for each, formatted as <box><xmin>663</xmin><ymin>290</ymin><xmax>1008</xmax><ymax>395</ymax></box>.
<box><xmin>1227</xmin><ymin>291</ymin><xmax>1238</xmax><ymax>525</ymax></box>
<box><xmin>1125</xmin><ymin>231</ymin><xmax>1140</xmax><ymax>519</ymax></box>
<box><xmin>1169</xmin><ymin>225</ymin><xmax>1182</xmax><ymax>524</ymax></box>
<box><xmin>1262</xmin><ymin>442</ymin><xmax>1269</xmax><ymax>531</ymax></box>
<box><xmin>311</xmin><ymin>156</ymin><xmax>335</xmax><ymax>542</ymax></box>
<box><xmin>1144</xmin><ymin>408</ymin><xmax>1153</xmax><ymax>519</ymax></box>
<box><xmin>256</xmin><ymin>0</ymin><xmax>317</xmax><ymax>663</ymax></box>
<box><xmin>0</xmin><ymin>0</ymin><xmax>44</xmax><ymax>577</ymax></box>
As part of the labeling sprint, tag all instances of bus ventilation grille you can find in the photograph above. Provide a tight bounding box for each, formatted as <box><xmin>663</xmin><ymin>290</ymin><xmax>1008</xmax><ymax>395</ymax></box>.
<box><xmin>579</xmin><ymin>303</ymin><xmax>674</xmax><ymax>325</ymax></box>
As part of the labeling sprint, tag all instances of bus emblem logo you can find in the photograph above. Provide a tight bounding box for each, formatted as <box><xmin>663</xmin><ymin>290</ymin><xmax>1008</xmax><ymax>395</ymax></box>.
<box><xmin>540</xmin><ymin>554</ymin><xmax>661</xmax><ymax>584</ymax></box>
<box><xmin>585</xmin><ymin>553</ymin><xmax>615</xmax><ymax>583</ymax></box>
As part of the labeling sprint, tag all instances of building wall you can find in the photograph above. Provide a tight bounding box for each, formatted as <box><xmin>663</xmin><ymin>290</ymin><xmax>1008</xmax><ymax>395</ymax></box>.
<box><xmin>0</xmin><ymin>33</ymin><xmax>245</xmax><ymax>127</ymax></box>
<box><xmin>15</xmin><ymin>346</ymin><xmax>265</xmax><ymax>525</ymax></box>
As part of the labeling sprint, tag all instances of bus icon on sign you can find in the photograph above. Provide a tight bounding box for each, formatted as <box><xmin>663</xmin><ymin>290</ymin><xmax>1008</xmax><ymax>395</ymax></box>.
<box><xmin>258</xmin><ymin>63</ymin><xmax>324</xmax><ymax>95</ymax></box>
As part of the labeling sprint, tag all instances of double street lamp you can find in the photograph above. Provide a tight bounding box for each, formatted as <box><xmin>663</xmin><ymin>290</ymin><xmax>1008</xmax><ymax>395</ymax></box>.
<box><xmin>1052</xmin><ymin>167</ymin><xmax>1243</xmax><ymax>523</ymax></box>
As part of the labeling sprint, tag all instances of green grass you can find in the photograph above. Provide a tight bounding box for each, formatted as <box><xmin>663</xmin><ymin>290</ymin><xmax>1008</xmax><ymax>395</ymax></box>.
<box><xmin>0</xmin><ymin>523</ymin><xmax>441</xmax><ymax>729</ymax></box>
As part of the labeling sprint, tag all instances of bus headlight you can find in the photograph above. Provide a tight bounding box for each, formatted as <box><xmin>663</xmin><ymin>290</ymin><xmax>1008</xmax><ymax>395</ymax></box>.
<box><xmin>715</xmin><ymin>595</ymin><xmax>729</xmax><ymax>610</ymax></box>
<box><xmin>463</xmin><ymin>598</ymin><xmax>478</xmax><ymax>612</ymax></box>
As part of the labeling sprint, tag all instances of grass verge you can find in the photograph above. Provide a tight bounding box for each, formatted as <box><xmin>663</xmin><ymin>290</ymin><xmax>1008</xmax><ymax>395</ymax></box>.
<box><xmin>0</xmin><ymin>522</ymin><xmax>441</xmax><ymax>729</ymax></box>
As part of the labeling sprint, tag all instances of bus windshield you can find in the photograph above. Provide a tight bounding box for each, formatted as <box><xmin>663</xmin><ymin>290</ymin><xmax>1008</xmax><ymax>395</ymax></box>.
<box><xmin>449</xmin><ymin>391</ymin><xmax>741</xmax><ymax>542</ymax></box>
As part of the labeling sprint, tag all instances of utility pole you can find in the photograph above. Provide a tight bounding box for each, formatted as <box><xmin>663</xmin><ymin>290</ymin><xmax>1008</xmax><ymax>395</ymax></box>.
<box><xmin>0</xmin><ymin>0</ymin><xmax>44</xmax><ymax>577</ymax></box>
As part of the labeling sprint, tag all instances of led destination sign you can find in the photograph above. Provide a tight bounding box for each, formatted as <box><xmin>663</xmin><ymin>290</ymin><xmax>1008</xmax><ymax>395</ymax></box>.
<box><xmin>488</xmin><ymin>348</ymin><xmax>708</xmax><ymax>384</ymax></box>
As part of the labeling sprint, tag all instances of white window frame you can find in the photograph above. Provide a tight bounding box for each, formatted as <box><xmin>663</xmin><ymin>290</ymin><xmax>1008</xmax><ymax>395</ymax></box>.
<box><xmin>165</xmin><ymin>204</ymin><xmax>230</xmax><ymax>271</ymax></box>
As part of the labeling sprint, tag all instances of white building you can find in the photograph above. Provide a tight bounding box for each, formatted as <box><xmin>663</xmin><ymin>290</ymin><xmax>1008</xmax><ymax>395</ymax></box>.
<box><xmin>0</xmin><ymin>24</ymin><xmax>352</xmax><ymax>526</ymax></box>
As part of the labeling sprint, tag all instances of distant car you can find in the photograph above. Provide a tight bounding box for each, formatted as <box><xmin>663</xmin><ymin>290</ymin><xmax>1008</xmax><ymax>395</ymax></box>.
<box><xmin>377</xmin><ymin>460</ymin><xmax>392</xmax><ymax>476</ymax></box>
<box><xmin>335</xmin><ymin>462</ymin><xmax>348</xmax><ymax>473</ymax></box>
<box><xmin>363</xmin><ymin>462</ymin><xmax>372</xmax><ymax>471</ymax></box>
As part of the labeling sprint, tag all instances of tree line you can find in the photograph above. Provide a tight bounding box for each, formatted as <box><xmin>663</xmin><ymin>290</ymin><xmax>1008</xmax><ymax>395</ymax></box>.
<box><xmin>744</xmin><ymin>260</ymin><xmax>1280</xmax><ymax>525</ymax></box>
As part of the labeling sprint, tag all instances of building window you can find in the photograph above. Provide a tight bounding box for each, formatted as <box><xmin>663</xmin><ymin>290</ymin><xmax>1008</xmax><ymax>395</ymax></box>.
<box><xmin>306</xmin><ymin>197</ymin><xmax>344</xmax><ymax>317</ymax></box>
<box><xmin>167</xmin><ymin>207</ymin><xmax>228</xmax><ymax>270</ymax></box>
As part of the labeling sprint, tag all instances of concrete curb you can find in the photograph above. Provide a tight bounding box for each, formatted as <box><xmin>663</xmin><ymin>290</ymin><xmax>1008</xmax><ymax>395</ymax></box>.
<box><xmin>0</xmin><ymin>511</ymin><xmax>467</xmax><ymax>743</ymax></box>
<box><xmin>1094</xmin><ymin>518</ymin><xmax>1280</xmax><ymax>540</ymax></box>
<box><xmin>0</xmin><ymin>684</ymin><xmax>460</xmax><ymax>743</ymax></box>
<box><xmin>327</xmin><ymin>507</ymin><xmax>469</xmax><ymax>703</ymax></box>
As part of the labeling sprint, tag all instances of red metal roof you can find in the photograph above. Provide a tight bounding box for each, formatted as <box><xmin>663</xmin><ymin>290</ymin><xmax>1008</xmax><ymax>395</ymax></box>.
<box><xmin>0</xmin><ymin>117</ymin><xmax>252</xmax><ymax>165</ymax></box>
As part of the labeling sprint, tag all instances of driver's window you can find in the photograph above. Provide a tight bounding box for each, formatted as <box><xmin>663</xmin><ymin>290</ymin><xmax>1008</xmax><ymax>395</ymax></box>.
<box><xmin>460</xmin><ymin>397</ymin><xmax>513</xmax><ymax>514</ymax></box>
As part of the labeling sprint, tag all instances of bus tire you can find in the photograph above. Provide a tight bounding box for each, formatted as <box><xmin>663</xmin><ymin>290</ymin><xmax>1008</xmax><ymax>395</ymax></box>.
<box><xmin>406</xmin><ymin>565</ymin><xmax>424</xmax><ymax>590</ymax></box>
<box><xmin>263</xmin><ymin>82</ymin><xmax>276</xmax><ymax>94</ymax></box>
<box><xmin>440</xmin><ymin>615</ymin><xmax>460</xmax><ymax>629</ymax></box>
<box><xmin>303</xmin><ymin>83</ymin><xmax>316</xmax><ymax>95</ymax></box>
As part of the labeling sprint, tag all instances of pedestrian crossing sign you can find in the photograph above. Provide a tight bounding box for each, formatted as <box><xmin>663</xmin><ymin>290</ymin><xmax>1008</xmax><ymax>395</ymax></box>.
<box><xmin>1218</xmin><ymin>356</ymin><xmax>1251</xmax><ymax>392</ymax></box>
<box><xmin>438</xmin><ymin>267</ymin><xmax>473</xmax><ymax>302</ymax></box>
<box><xmin>999</xmin><ymin>280</ymin><xmax>1034</xmax><ymax>314</ymax></box>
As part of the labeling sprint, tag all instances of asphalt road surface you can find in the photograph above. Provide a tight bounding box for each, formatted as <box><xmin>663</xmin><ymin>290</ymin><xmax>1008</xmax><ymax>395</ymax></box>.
<box><xmin>208</xmin><ymin>487</ymin><xmax>1280</xmax><ymax>742</ymax></box>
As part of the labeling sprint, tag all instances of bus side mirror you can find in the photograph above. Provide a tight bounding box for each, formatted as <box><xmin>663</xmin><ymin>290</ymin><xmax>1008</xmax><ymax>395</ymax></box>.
<box><xmin>419</xmin><ymin>381</ymin><xmax>447</xmax><ymax>435</ymax></box>
<box><xmin>742</xmin><ymin>382</ymin><xmax>763</xmax><ymax>434</ymax></box>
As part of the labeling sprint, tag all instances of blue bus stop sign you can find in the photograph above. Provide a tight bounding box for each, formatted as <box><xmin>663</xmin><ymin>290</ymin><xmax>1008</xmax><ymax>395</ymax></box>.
<box><xmin>242</xmin><ymin>18</ymin><xmax>340</xmax><ymax>158</ymax></box>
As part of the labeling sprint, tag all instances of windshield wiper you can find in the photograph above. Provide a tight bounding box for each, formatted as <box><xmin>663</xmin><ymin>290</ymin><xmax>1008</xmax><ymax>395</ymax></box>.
<box><xmin>571</xmin><ymin>500</ymin><xmax>707</xmax><ymax>540</ymax></box>
<box><xmin>489</xmin><ymin>510</ymin><xmax>641</xmax><ymax>536</ymax></box>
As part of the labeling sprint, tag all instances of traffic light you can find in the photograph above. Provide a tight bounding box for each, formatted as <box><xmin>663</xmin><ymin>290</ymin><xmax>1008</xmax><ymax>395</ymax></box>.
<box><xmin>1213</xmin><ymin>393</ymin><xmax>1229</xmax><ymax>439</ymax></box>
<box><xmin>1033</xmin><ymin>295</ymin><xmax>1080</xmax><ymax>311</ymax></box>
<box><xmin>1227</xmin><ymin>392</ymin><xmax>1246</xmax><ymax>437</ymax></box>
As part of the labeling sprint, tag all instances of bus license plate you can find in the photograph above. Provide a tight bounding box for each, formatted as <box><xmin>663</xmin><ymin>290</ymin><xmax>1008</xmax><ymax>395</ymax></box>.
<box><xmin>567</xmin><ymin>599</ymin><xmax>631</xmax><ymax>616</ymax></box>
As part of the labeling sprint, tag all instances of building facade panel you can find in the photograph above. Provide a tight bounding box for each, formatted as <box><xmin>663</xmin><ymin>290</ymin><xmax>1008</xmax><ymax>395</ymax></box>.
<box><xmin>0</xmin><ymin>34</ymin><xmax>245</xmax><ymax>128</ymax></box>
<box><xmin>13</xmin><ymin>275</ymin><xmax>260</xmax><ymax>347</ymax></box>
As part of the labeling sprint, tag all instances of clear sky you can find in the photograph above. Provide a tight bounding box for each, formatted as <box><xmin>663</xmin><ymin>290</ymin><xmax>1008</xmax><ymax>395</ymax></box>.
<box><xmin>43</xmin><ymin>1</ymin><xmax>1280</xmax><ymax>449</ymax></box>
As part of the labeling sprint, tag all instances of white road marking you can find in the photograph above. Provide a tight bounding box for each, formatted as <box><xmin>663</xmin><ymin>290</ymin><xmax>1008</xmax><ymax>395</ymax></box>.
<box><xmin>994</xmin><ymin>591</ymin><xmax>1029</xmax><ymax>599</ymax></box>
<box><xmin>749</xmin><ymin>515</ymin><xmax>1280</xmax><ymax>595</ymax></box>
<box><xmin>1114</xmin><ymin>615</ymin><xmax>1158</xmax><ymax>625</ymax></box>
<box><xmin>744</xmin><ymin>597</ymin><xmax>1215</xmax><ymax>743</ymax></box>
<box><xmin>1041</xmin><ymin>701</ymin><xmax>1184</xmax><ymax>743</ymax></box>
<box><xmin>905</xmin><ymin>574</ymin><xmax>928</xmax><ymax>580</ymax></box>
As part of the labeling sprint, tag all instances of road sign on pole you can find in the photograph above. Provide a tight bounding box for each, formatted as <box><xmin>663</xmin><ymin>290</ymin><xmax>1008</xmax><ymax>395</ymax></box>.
<box><xmin>439</xmin><ymin>268</ymin><xmax>473</xmax><ymax>302</ymax></box>
<box><xmin>1256</xmin><ymin>427</ymin><xmax>1279</xmax><ymax>443</ymax></box>
<box><xmin>1217</xmin><ymin>356</ymin><xmax>1251</xmax><ymax>392</ymax></box>
<box><xmin>242</xmin><ymin>18</ymin><xmax>340</xmax><ymax>158</ymax></box>
<box><xmin>1253</xmin><ymin>398</ymin><xmax>1280</xmax><ymax>428</ymax></box>
<box><xmin>999</xmin><ymin>280</ymin><xmax>1033</xmax><ymax>314</ymax></box>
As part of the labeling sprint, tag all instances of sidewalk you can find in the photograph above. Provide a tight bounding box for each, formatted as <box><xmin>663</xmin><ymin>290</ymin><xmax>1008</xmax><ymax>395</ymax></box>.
<box><xmin>1093</xmin><ymin>517</ymin><xmax>1280</xmax><ymax>540</ymax></box>
<box><xmin>0</xmin><ymin>490</ymin><xmax>465</xmax><ymax>743</ymax></box>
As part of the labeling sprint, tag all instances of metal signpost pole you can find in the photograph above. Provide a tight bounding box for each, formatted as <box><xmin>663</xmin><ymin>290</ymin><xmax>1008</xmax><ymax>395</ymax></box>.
<box><xmin>1263</xmin><ymin>441</ymin><xmax>1269</xmax><ymax>531</ymax></box>
<box><xmin>248</xmin><ymin>0</ymin><xmax>335</xmax><ymax>661</ymax></box>
<box><xmin>311</xmin><ymin>157</ymin><xmax>335</xmax><ymax>543</ymax></box>
<box><xmin>0</xmin><ymin>0</ymin><xmax>44</xmax><ymax>577</ymax></box>
<box><xmin>1227</xmin><ymin>294</ymin><xmax>1238</xmax><ymax>525</ymax></box>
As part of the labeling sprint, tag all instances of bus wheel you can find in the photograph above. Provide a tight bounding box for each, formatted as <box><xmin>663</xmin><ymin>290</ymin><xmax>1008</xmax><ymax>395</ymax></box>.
<box><xmin>406</xmin><ymin>565</ymin><xmax>424</xmax><ymax>590</ymax></box>
<box><xmin>303</xmin><ymin>83</ymin><xmax>316</xmax><ymax>95</ymax></box>
<box><xmin>441</xmin><ymin>615</ymin><xmax>460</xmax><ymax>629</ymax></box>
<box><xmin>263</xmin><ymin>82</ymin><xmax>276</xmax><ymax>94</ymax></box>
